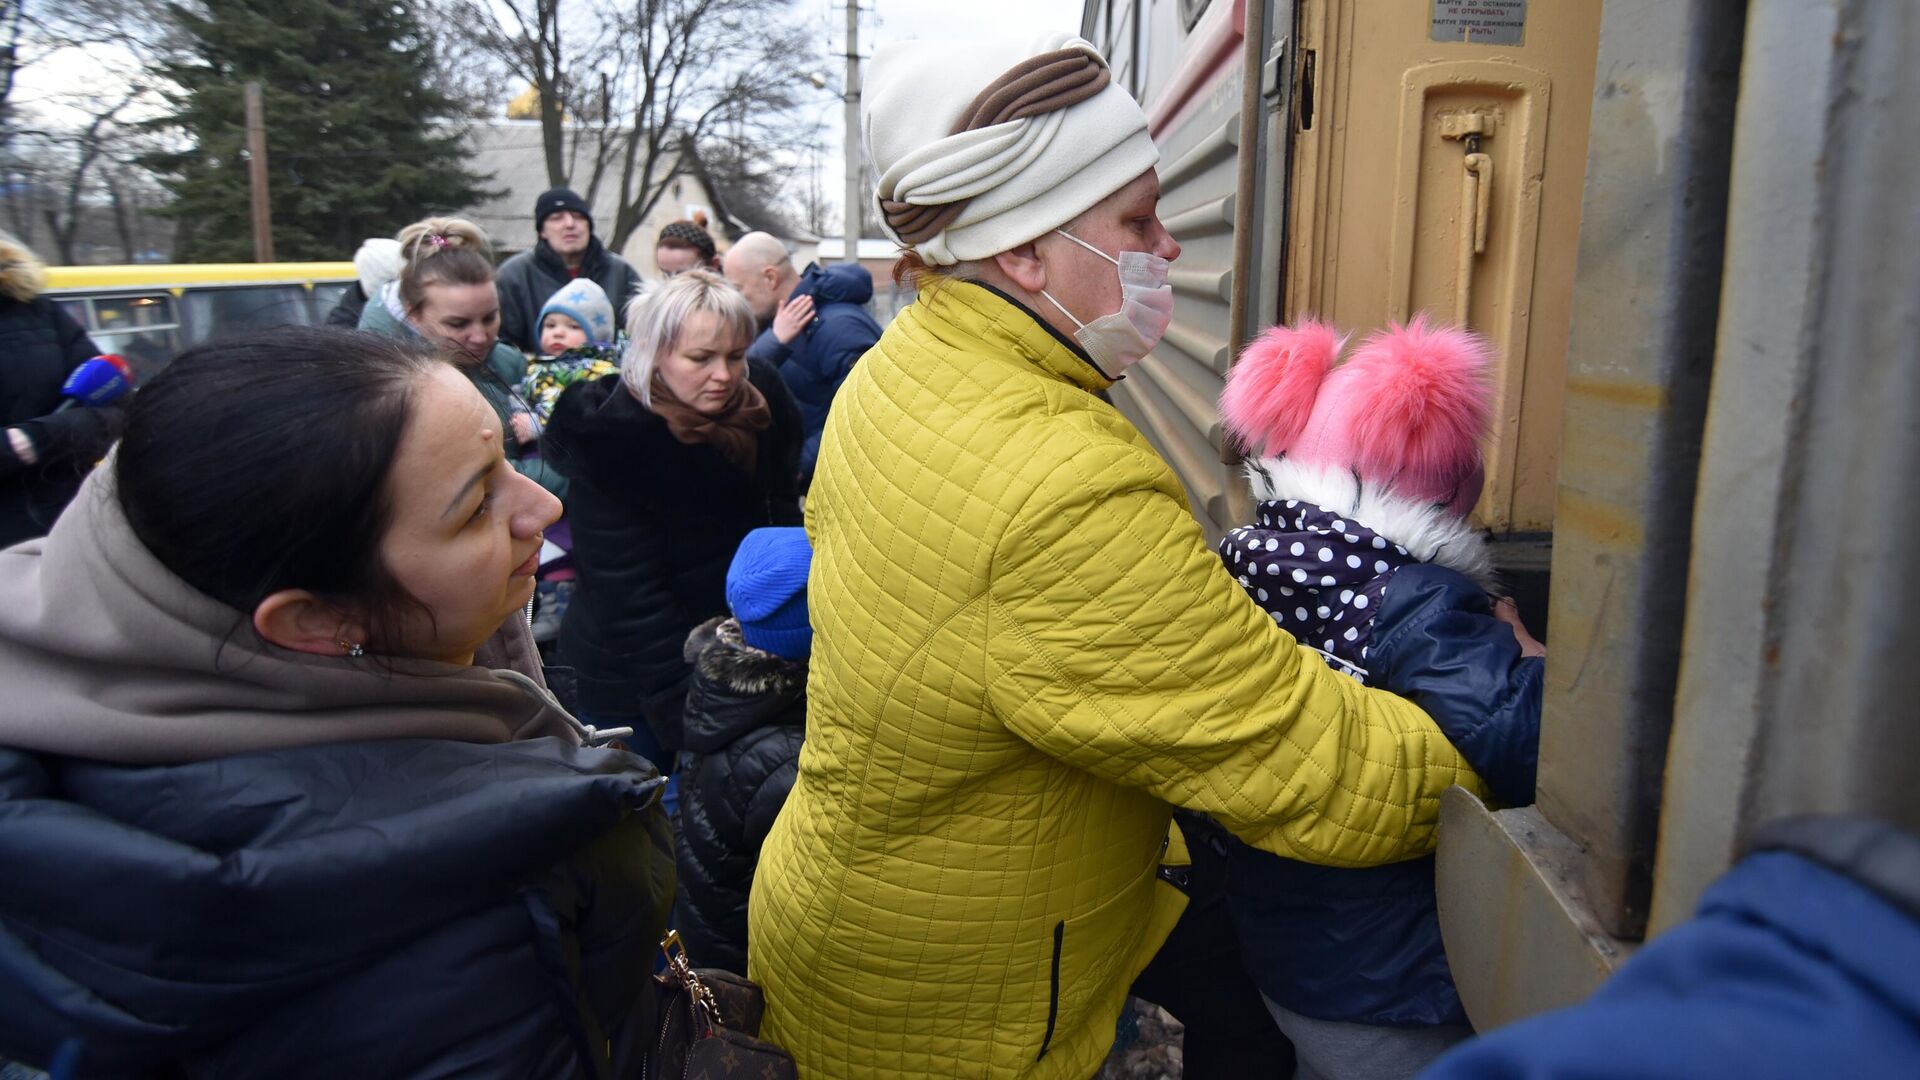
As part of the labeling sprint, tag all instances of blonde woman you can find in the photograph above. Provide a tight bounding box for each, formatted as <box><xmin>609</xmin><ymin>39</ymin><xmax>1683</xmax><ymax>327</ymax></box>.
<box><xmin>0</xmin><ymin>232</ymin><xmax>119</xmax><ymax>547</ymax></box>
<box><xmin>541</xmin><ymin>270</ymin><xmax>802</xmax><ymax>775</ymax></box>
<box><xmin>360</xmin><ymin>217</ymin><xmax>562</xmax><ymax>494</ymax></box>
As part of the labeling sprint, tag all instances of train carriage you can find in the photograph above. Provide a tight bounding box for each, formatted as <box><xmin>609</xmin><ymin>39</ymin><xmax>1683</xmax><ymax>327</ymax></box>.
<box><xmin>1087</xmin><ymin>0</ymin><xmax>1920</xmax><ymax>1035</ymax></box>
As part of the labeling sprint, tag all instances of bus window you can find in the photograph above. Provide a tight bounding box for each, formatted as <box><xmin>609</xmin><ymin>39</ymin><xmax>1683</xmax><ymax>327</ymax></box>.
<box><xmin>90</xmin><ymin>294</ymin><xmax>183</xmax><ymax>378</ymax></box>
<box><xmin>181</xmin><ymin>284</ymin><xmax>317</xmax><ymax>341</ymax></box>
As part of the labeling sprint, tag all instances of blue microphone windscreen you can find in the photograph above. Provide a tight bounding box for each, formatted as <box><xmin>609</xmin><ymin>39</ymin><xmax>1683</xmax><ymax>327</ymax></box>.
<box><xmin>61</xmin><ymin>358</ymin><xmax>131</xmax><ymax>406</ymax></box>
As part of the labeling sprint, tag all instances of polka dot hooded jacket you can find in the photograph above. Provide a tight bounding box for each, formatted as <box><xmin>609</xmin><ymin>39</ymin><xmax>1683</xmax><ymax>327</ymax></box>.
<box><xmin>1224</xmin><ymin>480</ymin><xmax>1443</xmax><ymax>682</ymax></box>
<box><xmin>1212</xmin><ymin>319</ymin><xmax>1543</xmax><ymax>1028</ymax></box>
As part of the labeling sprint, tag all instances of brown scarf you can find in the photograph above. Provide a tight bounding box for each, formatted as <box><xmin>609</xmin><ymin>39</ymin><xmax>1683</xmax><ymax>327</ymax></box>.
<box><xmin>647</xmin><ymin>372</ymin><xmax>772</xmax><ymax>473</ymax></box>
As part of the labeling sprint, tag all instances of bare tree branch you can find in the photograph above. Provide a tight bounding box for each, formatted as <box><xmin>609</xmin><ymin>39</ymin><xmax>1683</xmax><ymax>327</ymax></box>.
<box><xmin>42</xmin><ymin>88</ymin><xmax>142</xmax><ymax>261</ymax></box>
<box><xmin>440</xmin><ymin>0</ymin><xmax>816</xmax><ymax>250</ymax></box>
<box><xmin>3</xmin><ymin>0</ymin><xmax>182</xmax><ymax>258</ymax></box>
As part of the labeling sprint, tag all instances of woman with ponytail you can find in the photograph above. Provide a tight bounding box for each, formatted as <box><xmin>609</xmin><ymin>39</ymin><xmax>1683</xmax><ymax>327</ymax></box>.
<box><xmin>360</xmin><ymin>217</ymin><xmax>562</xmax><ymax>495</ymax></box>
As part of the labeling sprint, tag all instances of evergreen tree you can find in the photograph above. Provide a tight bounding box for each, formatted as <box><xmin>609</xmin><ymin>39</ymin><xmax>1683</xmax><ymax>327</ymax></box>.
<box><xmin>148</xmin><ymin>0</ymin><xmax>493</xmax><ymax>262</ymax></box>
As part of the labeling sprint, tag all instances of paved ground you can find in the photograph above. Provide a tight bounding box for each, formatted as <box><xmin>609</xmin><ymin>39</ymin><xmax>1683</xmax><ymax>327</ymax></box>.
<box><xmin>1096</xmin><ymin>1000</ymin><xmax>1184</xmax><ymax>1080</ymax></box>
<box><xmin>0</xmin><ymin>1004</ymin><xmax>1191</xmax><ymax>1080</ymax></box>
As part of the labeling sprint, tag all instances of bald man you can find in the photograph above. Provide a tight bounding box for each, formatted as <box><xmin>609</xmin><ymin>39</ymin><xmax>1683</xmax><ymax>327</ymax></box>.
<box><xmin>723</xmin><ymin>232</ymin><xmax>881</xmax><ymax>484</ymax></box>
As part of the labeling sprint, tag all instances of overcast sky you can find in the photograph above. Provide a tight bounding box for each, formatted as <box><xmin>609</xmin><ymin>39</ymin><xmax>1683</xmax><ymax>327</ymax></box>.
<box><xmin>12</xmin><ymin>0</ymin><xmax>1092</xmax><ymax>233</ymax></box>
<box><xmin>801</xmin><ymin>0</ymin><xmax>1089</xmax><ymax>234</ymax></box>
<box><xmin>863</xmin><ymin>0</ymin><xmax>1086</xmax><ymax>44</ymax></box>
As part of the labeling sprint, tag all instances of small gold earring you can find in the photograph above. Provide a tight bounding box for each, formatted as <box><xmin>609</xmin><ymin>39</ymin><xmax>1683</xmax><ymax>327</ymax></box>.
<box><xmin>338</xmin><ymin>641</ymin><xmax>366</xmax><ymax>658</ymax></box>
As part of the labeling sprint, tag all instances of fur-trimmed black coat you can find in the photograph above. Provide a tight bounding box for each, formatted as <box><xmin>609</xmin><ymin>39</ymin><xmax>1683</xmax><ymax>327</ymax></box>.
<box><xmin>0</xmin><ymin>286</ymin><xmax>117</xmax><ymax>548</ymax></box>
<box><xmin>541</xmin><ymin>366</ymin><xmax>802</xmax><ymax>741</ymax></box>
<box><xmin>672</xmin><ymin>617</ymin><xmax>806</xmax><ymax>974</ymax></box>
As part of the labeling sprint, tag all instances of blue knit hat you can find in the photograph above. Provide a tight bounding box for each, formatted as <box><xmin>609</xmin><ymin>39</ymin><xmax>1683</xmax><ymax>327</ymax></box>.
<box><xmin>726</xmin><ymin>528</ymin><xmax>813</xmax><ymax>659</ymax></box>
<box><xmin>537</xmin><ymin>278</ymin><xmax>618</xmax><ymax>348</ymax></box>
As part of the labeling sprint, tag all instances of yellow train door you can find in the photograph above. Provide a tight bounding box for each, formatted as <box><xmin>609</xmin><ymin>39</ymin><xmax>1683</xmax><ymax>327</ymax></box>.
<box><xmin>1285</xmin><ymin>0</ymin><xmax>1602</xmax><ymax>534</ymax></box>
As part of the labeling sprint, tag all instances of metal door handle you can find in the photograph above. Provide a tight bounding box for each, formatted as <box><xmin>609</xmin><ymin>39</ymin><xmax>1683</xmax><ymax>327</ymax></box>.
<box><xmin>1457</xmin><ymin>151</ymin><xmax>1493</xmax><ymax>325</ymax></box>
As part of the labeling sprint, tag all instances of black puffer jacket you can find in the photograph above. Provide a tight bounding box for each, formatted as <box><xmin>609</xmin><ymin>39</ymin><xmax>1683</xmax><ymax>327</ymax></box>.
<box><xmin>673</xmin><ymin>617</ymin><xmax>807</xmax><ymax>974</ymax></box>
<box><xmin>542</xmin><ymin>365</ymin><xmax>802</xmax><ymax>739</ymax></box>
<box><xmin>0</xmin><ymin>737</ymin><xmax>674</xmax><ymax>1078</ymax></box>
<box><xmin>0</xmin><ymin>292</ymin><xmax>118</xmax><ymax>548</ymax></box>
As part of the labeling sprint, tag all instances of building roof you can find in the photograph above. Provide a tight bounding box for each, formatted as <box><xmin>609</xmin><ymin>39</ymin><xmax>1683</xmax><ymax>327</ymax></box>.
<box><xmin>456</xmin><ymin>119</ymin><xmax>809</xmax><ymax>269</ymax></box>
<box><xmin>814</xmin><ymin>238</ymin><xmax>903</xmax><ymax>260</ymax></box>
<box><xmin>459</xmin><ymin>120</ymin><xmax>642</xmax><ymax>254</ymax></box>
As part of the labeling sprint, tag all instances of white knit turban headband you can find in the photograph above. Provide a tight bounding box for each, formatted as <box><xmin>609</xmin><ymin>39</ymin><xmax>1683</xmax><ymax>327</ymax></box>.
<box><xmin>863</xmin><ymin>34</ymin><xmax>1161</xmax><ymax>266</ymax></box>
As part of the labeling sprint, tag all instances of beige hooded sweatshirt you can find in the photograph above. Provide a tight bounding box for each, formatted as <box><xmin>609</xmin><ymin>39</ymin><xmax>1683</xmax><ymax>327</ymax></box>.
<box><xmin>0</xmin><ymin>467</ymin><xmax>595</xmax><ymax>765</ymax></box>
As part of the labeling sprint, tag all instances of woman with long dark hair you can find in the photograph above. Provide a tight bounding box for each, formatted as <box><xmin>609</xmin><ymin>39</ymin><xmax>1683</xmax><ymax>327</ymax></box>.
<box><xmin>0</xmin><ymin>326</ymin><xmax>672</xmax><ymax>1077</ymax></box>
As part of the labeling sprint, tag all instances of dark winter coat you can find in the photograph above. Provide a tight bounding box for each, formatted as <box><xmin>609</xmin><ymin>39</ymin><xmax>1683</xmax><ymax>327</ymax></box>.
<box><xmin>542</xmin><ymin>366</ymin><xmax>802</xmax><ymax>741</ymax></box>
<box><xmin>497</xmin><ymin>238</ymin><xmax>644</xmax><ymax>355</ymax></box>
<box><xmin>672</xmin><ymin>617</ymin><xmax>806</xmax><ymax>974</ymax></box>
<box><xmin>357</xmin><ymin>289</ymin><xmax>565</xmax><ymax>497</ymax></box>
<box><xmin>0</xmin><ymin>737</ymin><xmax>674</xmax><ymax>1078</ymax></box>
<box><xmin>1215</xmin><ymin>460</ymin><xmax>1542</xmax><ymax>1027</ymax></box>
<box><xmin>0</xmin><ymin>294</ymin><xmax>119</xmax><ymax>549</ymax></box>
<box><xmin>325</xmin><ymin>282</ymin><xmax>371</xmax><ymax>327</ymax></box>
<box><xmin>745</xmin><ymin>263</ymin><xmax>881</xmax><ymax>481</ymax></box>
<box><xmin>1420</xmin><ymin>816</ymin><xmax>1920</xmax><ymax>1078</ymax></box>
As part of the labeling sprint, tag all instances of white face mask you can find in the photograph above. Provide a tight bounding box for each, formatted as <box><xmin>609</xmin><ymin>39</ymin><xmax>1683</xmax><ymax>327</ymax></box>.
<box><xmin>1039</xmin><ymin>229</ymin><xmax>1174</xmax><ymax>377</ymax></box>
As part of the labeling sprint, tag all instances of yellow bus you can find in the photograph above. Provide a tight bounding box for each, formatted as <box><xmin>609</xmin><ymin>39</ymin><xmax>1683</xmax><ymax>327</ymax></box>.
<box><xmin>43</xmin><ymin>262</ymin><xmax>358</xmax><ymax>377</ymax></box>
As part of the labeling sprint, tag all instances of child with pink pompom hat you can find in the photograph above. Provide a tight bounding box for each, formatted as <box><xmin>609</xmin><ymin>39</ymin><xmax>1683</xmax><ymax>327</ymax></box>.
<box><xmin>1197</xmin><ymin>315</ymin><xmax>1547</xmax><ymax>1079</ymax></box>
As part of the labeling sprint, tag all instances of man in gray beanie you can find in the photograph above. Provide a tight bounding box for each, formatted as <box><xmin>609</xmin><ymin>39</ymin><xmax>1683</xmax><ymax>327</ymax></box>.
<box><xmin>748</xmin><ymin>31</ymin><xmax>1494</xmax><ymax>1080</ymax></box>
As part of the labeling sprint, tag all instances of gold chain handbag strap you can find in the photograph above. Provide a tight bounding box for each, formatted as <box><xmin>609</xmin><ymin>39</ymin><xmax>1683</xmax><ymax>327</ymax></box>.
<box><xmin>661</xmin><ymin>930</ymin><xmax>722</xmax><ymax>1035</ymax></box>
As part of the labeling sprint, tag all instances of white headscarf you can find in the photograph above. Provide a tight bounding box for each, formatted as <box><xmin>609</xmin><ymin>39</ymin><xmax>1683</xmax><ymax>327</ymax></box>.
<box><xmin>863</xmin><ymin>33</ymin><xmax>1160</xmax><ymax>266</ymax></box>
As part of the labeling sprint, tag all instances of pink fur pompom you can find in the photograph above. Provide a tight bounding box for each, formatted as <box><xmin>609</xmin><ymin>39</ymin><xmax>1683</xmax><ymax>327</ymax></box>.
<box><xmin>1337</xmin><ymin>315</ymin><xmax>1495</xmax><ymax>499</ymax></box>
<box><xmin>1220</xmin><ymin>320</ymin><xmax>1342</xmax><ymax>456</ymax></box>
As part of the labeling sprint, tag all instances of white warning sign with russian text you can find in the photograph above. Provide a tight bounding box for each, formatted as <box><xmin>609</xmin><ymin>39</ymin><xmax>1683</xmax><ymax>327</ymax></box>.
<box><xmin>1431</xmin><ymin>0</ymin><xmax>1528</xmax><ymax>46</ymax></box>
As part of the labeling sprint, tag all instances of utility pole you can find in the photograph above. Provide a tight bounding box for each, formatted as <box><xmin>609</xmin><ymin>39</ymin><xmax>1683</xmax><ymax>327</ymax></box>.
<box><xmin>842</xmin><ymin>1</ymin><xmax>861</xmax><ymax>268</ymax></box>
<box><xmin>243</xmin><ymin>81</ymin><xmax>274</xmax><ymax>262</ymax></box>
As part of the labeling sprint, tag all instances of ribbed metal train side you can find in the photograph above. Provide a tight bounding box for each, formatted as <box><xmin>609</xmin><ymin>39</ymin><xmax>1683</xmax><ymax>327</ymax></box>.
<box><xmin>1085</xmin><ymin>0</ymin><xmax>1291</xmax><ymax>542</ymax></box>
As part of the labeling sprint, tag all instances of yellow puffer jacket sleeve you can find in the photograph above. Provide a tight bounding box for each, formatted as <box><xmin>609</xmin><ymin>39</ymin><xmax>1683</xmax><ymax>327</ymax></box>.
<box><xmin>985</xmin><ymin>425</ymin><xmax>1486</xmax><ymax>868</ymax></box>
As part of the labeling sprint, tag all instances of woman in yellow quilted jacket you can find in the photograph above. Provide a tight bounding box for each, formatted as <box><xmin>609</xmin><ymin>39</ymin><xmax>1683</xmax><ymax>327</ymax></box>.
<box><xmin>747</xmin><ymin>34</ymin><xmax>1493</xmax><ymax>1080</ymax></box>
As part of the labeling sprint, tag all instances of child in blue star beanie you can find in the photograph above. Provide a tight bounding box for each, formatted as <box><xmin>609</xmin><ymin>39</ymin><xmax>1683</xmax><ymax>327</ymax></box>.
<box><xmin>521</xmin><ymin>278</ymin><xmax>625</xmax><ymax>421</ymax></box>
<box><xmin>523</xmin><ymin>278</ymin><xmax>627</xmax><ymax>647</ymax></box>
